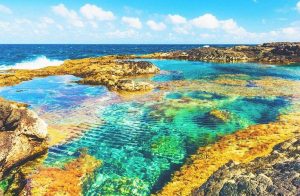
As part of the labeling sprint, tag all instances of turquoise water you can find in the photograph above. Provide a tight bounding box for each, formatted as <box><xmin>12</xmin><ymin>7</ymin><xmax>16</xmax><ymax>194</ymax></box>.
<box><xmin>0</xmin><ymin>60</ymin><xmax>297</xmax><ymax>195</ymax></box>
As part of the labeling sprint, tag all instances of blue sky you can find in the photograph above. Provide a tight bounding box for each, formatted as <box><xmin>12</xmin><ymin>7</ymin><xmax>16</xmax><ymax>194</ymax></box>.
<box><xmin>0</xmin><ymin>0</ymin><xmax>300</xmax><ymax>43</ymax></box>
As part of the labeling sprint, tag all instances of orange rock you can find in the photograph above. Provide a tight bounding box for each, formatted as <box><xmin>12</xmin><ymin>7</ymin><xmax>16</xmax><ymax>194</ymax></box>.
<box><xmin>25</xmin><ymin>153</ymin><xmax>101</xmax><ymax>196</ymax></box>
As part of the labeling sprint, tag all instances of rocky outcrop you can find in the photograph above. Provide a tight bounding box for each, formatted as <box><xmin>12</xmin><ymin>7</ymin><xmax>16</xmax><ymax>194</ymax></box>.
<box><xmin>140</xmin><ymin>42</ymin><xmax>300</xmax><ymax>64</ymax></box>
<box><xmin>0</xmin><ymin>56</ymin><xmax>160</xmax><ymax>92</ymax></box>
<box><xmin>0</xmin><ymin>99</ymin><xmax>48</xmax><ymax>179</ymax></box>
<box><xmin>194</xmin><ymin>137</ymin><xmax>300</xmax><ymax>196</ymax></box>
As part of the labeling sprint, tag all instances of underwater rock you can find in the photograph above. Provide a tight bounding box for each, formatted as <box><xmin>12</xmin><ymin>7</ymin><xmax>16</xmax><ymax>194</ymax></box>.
<box><xmin>98</xmin><ymin>177</ymin><xmax>149</xmax><ymax>196</ymax></box>
<box><xmin>0</xmin><ymin>56</ymin><xmax>159</xmax><ymax>92</ymax></box>
<box><xmin>209</xmin><ymin>110</ymin><xmax>231</xmax><ymax>122</ymax></box>
<box><xmin>151</xmin><ymin>136</ymin><xmax>185</xmax><ymax>164</ymax></box>
<box><xmin>0</xmin><ymin>99</ymin><xmax>48</xmax><ymax>179</ymax></box>
<box><xmin>24</xmin><ymin>152</ymin><xmax>101</xmax><ymax>195</ymax></box>
<box><xmin>194</xmin><ymin>137</ymin><xmax>300</xmax><ymax>196</ymax></box>
<box><xmin>140</xmin><ymin>42</ymin><xmax>300</xmax><ymax>64</ymax></box>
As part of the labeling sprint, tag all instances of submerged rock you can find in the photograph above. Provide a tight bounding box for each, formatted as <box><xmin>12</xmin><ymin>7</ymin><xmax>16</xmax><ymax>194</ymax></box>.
<box><xmin>0</xmin><ymin>99</ymin><xmax>48</xmax><ymax>179</ymax></box>
<box><xmin>23</xmin><ymin>152</ymin><xmax>101</xmax><ymax>195</ymax></box>
<box><xmin>194</xmin><ymin>137</ymin><xmax>300</xmax><ymax>196</ymax></box>
<box><xmin>209</xmin><ymin>110</ymin><xmax>231</xmax><ymax>123</ymax></box>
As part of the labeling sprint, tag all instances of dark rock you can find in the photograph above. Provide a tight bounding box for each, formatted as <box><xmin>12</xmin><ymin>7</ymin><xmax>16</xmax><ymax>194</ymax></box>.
<box><xmin>193</xmin><ymin>137</ymin><xmax>300</xmax><ymax>196</ymax></box>
<box><xmin>141</xmin><ymin>42</ymin><xmax>300</xmax><ymax>64</ymax></box>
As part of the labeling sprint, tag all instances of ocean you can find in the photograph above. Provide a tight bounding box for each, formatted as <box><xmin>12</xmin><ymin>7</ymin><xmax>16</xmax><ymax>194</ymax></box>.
<box><xmin>0</xmin><ymin>44</ymin><xmax>237</xmax><ymax>70</ymax></box>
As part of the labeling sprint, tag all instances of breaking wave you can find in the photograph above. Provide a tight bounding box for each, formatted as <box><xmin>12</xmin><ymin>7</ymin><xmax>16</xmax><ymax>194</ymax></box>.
<box><xmin>0</xmin><ymin>56</ymin><xmax>64</xmax><ymax>70</ymax></box>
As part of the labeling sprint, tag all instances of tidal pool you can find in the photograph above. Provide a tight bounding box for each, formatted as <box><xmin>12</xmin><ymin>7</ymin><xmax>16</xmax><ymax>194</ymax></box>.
<box><xmin>0</xmin><ymin>60</ymin><xmax>298</xmax><ymax>195</ymax></box>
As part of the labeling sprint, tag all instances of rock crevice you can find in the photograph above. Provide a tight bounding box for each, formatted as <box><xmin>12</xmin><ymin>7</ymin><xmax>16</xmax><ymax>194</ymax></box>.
<box><xmin>0</xmin><ymin>99</ymin><xmax>48</xmax><ymax>179</ymax></box>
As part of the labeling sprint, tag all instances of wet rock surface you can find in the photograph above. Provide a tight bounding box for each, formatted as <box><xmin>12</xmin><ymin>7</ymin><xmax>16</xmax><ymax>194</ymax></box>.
<box><xmin>0</xmin><ymin>99</ymin><xmax>48</xmax><ymax>179</ymax></box>
<box><xmin>0</xmin><ymin>56</ymin><xmax>159</xmax><ymax>92</ymax></box>
<box><xmin>141</xmin><ymin>42</ymin><xmax>300</xmax><ymax>64</ymax></box>
<box><xmin>194</xmin><ymin>137</ymin><xmax>300</xmax><ymax>196</ymax></box>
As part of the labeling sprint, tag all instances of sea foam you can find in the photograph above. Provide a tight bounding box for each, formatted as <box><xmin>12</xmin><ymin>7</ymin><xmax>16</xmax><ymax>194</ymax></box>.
<box><xmin>0</xmin><ymin>56</ymin><xmax>64</xmax><ymax>70</ymax></box>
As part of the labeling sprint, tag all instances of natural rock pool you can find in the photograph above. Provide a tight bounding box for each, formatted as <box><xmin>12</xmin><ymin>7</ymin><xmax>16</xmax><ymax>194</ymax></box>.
<box><xmin>0</xmin><ymin>60</ymin><xmax>300</xmax><ymax>195</ymax></box>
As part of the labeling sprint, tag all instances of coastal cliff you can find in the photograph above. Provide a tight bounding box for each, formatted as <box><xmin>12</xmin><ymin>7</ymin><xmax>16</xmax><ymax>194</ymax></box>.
<box><xmin>141</xmin><ymin>42</ymin><xmax>300</xmax><ymax>64</ymax></box>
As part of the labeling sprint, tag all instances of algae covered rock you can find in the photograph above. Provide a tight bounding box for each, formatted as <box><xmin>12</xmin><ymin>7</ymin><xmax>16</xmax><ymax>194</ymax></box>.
<box><xmin>116</xmin><ymin>80</ymin><xmax>154</xmax><ymax>91</ymax></box>
<box><xmin>0</xmin><ymin>99</ymin><xmax>48</xmax><ymax>179</ymax></box>
<box><xmin>194</xmin><ymin>137</ymin><xmax>300</xmax><ymax>196</ymax></box>
<box><xmin>0</xmin><ymin>57</ymin><xmax>160</xmax><ymax>92</ymax></box>
<box><xmin>24</xmin><ymin>152</ymin><xmax>101</xmax><ymax>195</ymax></box>
<box><xmin>209</xmin><ymin>109</ymin><xmax>231</xmax><ymax>122</ymax></box>
<box><xmin>98</xmin><ymin>177</ymin><xmax>149</xmax><ymax>196</ymax></box>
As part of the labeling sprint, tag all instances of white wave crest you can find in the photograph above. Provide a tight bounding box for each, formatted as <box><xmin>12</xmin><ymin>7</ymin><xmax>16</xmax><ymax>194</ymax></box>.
<box><xmin>0</xmin><ymin>56</ymin><xmax>64</xmax><ymax>70</ymax></box>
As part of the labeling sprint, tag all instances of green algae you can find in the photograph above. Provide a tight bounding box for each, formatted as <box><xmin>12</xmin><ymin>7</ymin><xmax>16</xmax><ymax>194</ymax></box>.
<box><xmin>0</xmin><ymin>179</ymin><xmax>9</xmax><ymax>192</ymax></box>
<box><xmin>151</xmin><ymin>135</ymin><xmax>185</xmax><ymax>164</ymax></box>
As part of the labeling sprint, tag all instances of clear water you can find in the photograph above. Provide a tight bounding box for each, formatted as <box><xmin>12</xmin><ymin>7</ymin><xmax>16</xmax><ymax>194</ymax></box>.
<box><xmin>0</xmin><ymin>58</ymin><xmax>299</xmax><ymax>195</ymax></box>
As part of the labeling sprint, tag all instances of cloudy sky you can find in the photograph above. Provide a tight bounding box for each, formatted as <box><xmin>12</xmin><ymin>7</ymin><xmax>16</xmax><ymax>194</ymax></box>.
<box><xmin>0</xmin><ymin>0</ymin><xmax>300</xmax><ymax>44</ymax></box>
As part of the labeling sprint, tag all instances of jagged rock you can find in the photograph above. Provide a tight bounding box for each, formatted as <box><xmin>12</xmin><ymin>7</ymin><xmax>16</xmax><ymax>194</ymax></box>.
<box><xmin>140</xmin><ymin>42</ymin><xmax>300</xmax><ymax>64</ymax></box>
<box><xmin>0</xmin><ymin>57</ymin><xmax>160</xmax><ymax>92</ymax></box>
<box><xmin>0</xmin><ymin>100</ymin><xmax>48</xmax><ymax>179</ymax></box>
<box><xmin>193</xmin><ymin>137</ymin><xmax>300</xmax><ymax>196</ymax></box>
<box><xmin>116</xmin><ymin>80</ymin><xmax>154</xmax><ymax>91</ymax></box>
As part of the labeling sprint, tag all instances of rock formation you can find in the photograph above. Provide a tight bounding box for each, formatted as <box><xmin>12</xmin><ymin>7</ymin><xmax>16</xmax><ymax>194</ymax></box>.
<box><xmin>0</xmin><ymin>56</ymin><xmax>160</xmax><ymax>92</ymax></box>
<box><xmin>0</xmin><ymin>99</ymin><xmax>48</xmax><ymax>179</ymax></box>
<box><xmin>140</xmin><ymin>42</ymin><xmax>300</xmax><ymax>64</ymax></box>
<box><xmin>194</xmin><ymin>137</ymin><xmax>300</xmax><ymax>196</ymax></box>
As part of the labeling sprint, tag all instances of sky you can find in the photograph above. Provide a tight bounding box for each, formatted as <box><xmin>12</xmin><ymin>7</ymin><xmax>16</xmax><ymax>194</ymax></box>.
<box><xmin>0</xmin><ymin>0</ymin><xmax>300</xmax><ymax>44</ymax></box>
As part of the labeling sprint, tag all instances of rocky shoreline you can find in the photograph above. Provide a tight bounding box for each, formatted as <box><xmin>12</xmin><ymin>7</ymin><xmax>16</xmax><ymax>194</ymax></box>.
<box><xmin>0</xmin><ymin>99</ymin><xmax>48</xmax><ymax>194</ymax></box>
<box><xmin>194</xmin><ymin>137</ymin><xmax>300</xmax><ymax>195</ymax></box>
<box><xmin>140</xmin><ymin>42</ymin><xmax>300</xmax><ymax>64</ymax></box>
<box><xmin>0</xmin><ymin>56</ymin><xmax>159</xmax><ymax>92</ymax></box>
<box><xmin>0</xmin><ymin>99</ymin><xmax>48</xmax><ymax>178</ymax></box>
<box><xmin>0</xmin><ymin>42</ymin><xmax>299</xmax><ymax>195</ymax></box>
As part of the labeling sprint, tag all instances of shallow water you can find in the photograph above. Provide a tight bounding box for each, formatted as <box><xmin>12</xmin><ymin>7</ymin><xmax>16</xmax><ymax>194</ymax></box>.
<box><xmin>0</xmin><ymin>60</ymin><xmax>298</xmax><ymax>195</ymax></box>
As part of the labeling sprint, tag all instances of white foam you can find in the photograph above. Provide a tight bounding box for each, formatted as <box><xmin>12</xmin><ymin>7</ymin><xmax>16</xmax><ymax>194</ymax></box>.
<box><xmin>0</xmin><ymin>56</ymin><xmax>64</xmax><ymax>70</ymax></box>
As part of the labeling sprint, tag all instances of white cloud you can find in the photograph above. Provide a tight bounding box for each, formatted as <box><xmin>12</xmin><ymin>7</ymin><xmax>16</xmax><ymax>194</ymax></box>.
<box><xmin>189</xmin><ymin>14</ymin><xmax>250</xmax><ymax>37</ymax></box>
<box><xmin>147</xmin><ymin>20</ymin><xmax>166</xmax><ymax>31</ymax></box>
<box><xmin>297</xmin><ymin>1</ymin><xmax>300</xmax><ymax>12</ymax></box>
<box><xmin>80</xmin><ymin>4</ymin><xmax>115</xmax><ymax>21</ymax></box>
<box><xmin>0</xmin><ymin>21</ymin><xmax>10</xmax><ymax>30</ymax></box>
<box><xmin>107</xmin><ymin>29</ymin><xmax>137</xmax><ymax>39</ymax></box>
<box><xmin>220</xmin><ymin>19</ymin><xmax>248</xmax><ymax>36</ymax></box>
<box><xmin>191</xmin><ymin>13</ymin><xmax>219</xmax><ymax>29</ymax></box>
<box><xmin>52</xmin><ymin>4</ymin><xmax>84</xmax><ymax>27</ymax></box>
<box><xmin>41</xmin><ymin>17</ymin><xmax>55</xmax><ymax>25</ymax></box>
<box><xmin>173</xmin><ymin>26</ymin><xmax>190</xmax><ymax>34</ymax></box>
<box><xmin>281</xmin><ymin>27</ymin><xmax>299</xmax><ymax>36</ymax></box>
<box><xmin>122</xmin><ymin>16</ymin><xmax>142</xmax><ymax>29</ymax></box>
<box><xmin>0</xmin><ymin>4</ymin><xmax>12</xmax><ymax>14</ymax></box>
<box><xmin>167</xmin><ymin>14</ymin><xmax>187</xmax><ymax>24</ymax></box>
